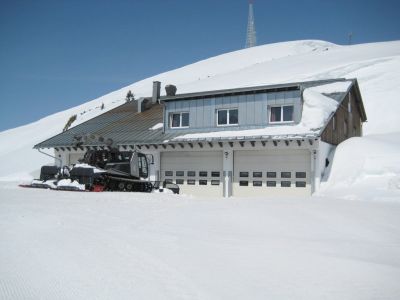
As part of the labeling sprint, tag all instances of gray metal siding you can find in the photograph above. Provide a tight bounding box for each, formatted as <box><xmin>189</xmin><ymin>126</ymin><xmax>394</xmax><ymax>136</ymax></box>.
<box><xmin>164</xmin><ymin>90</ymin><xmax>302</xmax><ymax>133</ymax></box>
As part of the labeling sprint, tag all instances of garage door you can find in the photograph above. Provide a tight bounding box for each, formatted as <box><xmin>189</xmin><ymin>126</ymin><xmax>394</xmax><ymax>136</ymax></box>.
<box><xmin>161</xmin><ymin>151</ymin><xmax>223</xmax><ymax>197</ymax></box>
<box><xmin>233</xmin><ymin>150</ymin><xmax>311</xmax><ymax>197</ymax></box>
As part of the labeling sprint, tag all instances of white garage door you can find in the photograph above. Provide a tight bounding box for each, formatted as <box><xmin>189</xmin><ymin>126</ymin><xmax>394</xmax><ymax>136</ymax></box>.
<box><xmin>161</xmin><ymin>151</ymin><xmax>223</xmax><ymax>197</ymax></box>
<box><xmin>233</xmin><ymin>150</ymin><xmax>311</xmax><ymax>197</ymax></box>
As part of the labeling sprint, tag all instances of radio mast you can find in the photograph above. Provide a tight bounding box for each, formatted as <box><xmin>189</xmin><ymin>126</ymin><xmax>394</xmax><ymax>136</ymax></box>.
<box><xmin>245</xmin><ymin>0</ymin><xmax>257</xmax><ymax>48</ymax></box>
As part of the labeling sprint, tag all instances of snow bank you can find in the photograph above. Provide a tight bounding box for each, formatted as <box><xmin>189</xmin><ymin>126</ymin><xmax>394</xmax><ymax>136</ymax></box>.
<box><xmin>320</xmin><ymin>133</ymin><xmax>400</xmax><ymax>201</ymax></box>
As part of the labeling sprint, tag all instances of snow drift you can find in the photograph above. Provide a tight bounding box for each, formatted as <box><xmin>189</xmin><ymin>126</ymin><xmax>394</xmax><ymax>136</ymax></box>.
<box><xmin>319</xmin><ymin>133</ymin><xmax>400</xmax><ymax>201</ymax></box>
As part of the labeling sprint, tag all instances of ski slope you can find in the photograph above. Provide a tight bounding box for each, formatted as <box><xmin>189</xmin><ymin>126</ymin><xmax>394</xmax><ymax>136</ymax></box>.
<box><xmin>0</xmin><ymin>40</ymin><xmax>400</xmax><ymax>184</ymax></box>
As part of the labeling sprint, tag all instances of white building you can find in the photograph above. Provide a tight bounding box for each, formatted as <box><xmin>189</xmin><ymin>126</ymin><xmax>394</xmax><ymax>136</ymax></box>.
<box><xmin>35</xmin><ymin>79</ymin><xmax>367</xmax><ymax>197</ymax></box>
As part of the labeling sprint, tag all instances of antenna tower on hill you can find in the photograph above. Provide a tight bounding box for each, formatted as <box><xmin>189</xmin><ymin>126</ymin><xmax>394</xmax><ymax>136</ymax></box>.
<box><xmin>245</xmin><ymin>0</ymin><xmax>257</xmax><ymax>48</ymax></box>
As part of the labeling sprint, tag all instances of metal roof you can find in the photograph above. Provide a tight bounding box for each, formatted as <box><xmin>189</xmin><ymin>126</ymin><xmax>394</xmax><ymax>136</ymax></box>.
<box><xmin>34</xmin><ymin>102</ymin><xmax>180</xmax><ymax>149</ymax></box>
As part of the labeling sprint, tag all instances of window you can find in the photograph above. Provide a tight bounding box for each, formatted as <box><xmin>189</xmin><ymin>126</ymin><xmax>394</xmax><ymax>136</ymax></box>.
<box><xmin>296</xmin><ymin>181</ymin><xmax>306</xmax><ymax>188</ymax></box>
<box><xmin>176</xmin><ymin>171</ymin><xmax>184</xmax><ymax>177</ymax></box>
<box><xmin>267</xmin><ymin>172</ymin><xmax>277</xmax><ymax>178</ymax></box>
<box><xmin>199</xmin><ymin>180</ymin><xmax>207</xmax><ymax>185</ymax></box>
<box><xmin>217</xmin><ymin>109</ymin><xmax>238</xmax><ymax>126</ymax></box>
<box><xmin>239</xmin><ymin>181</ymin><xmax>249</xmax><ymax>186</ymax></box>
<box><xmin>165</xmin><ymin>179</ymin><xmax>173</xmax><ymax>184</ymax></box>
<box><xmin>199</xmin><ymin>171</ymin><xmax>207</xmax><ymax>177</ymax></box>
<box><xmin>187</xmin><ymin>171</ymin><xmax>196</xmax><ymax>177</ymax></box>
<box><xmin>253</xmin><ymin>172</ymin><xmax>262</xmax><ymax>178</ymax></box>
<box><xmin>281</xmin><ymin>172</ymin><xmax>291</xmax><ymax>178</ymax></box>
<box><xmin>211</xmin><ymin>180</ymin><xmax>220</xmax><ymax>186</ymax></box>
<box><xmin>281</xmin><ymin>181</ymin><xmax>291</xmax><ymax>187</ymax></box>
<box><xmin>270</xmin><ymin>105</ymin><xmax>294</xmax><ymax>123</ymax></box>
<box><xmin>296</xmin><ymin>172</ymin><xmax>306</xmax><ymax>178</ymax></box>
<box><xmin>165</xmin><ymin>171</ymin><xmax>173</xmax><ymax>177</ymax></box>
<box><xmin>187</xmin><ymin>179</ymin><xmax>195</xmax><ymax>185</ymax></box>
<box><xmin>176</xmin><ymin>179</ymin><xmax>184</xmax><ymax>185</ymax></box>
<box><xmin>253</xmin><ymin>181</ymin><xmax>262</xmax><ymax>187</ymax></box>
<box><xmin>239</xmin><ymin>172</ymin><xmax>249</xmax><ymax>177</ymax></box>
<box><xmin>332</xmin><ymin>116</ymin><xmax>336</xmax><ymax>131</ymax></box>
<box><xmin>267</xmin><ymin>181</ymin><xmax>276</xmax><ymax>187</ymax></box>
<box><xmin>170</xmin><ymin>112</ymin><xmax>189</xmax><ymax>128</ymax></box>
<box><xmin>211</xmin><ymin>171</ymin><xmax>220</xmax><ymax>177</ymax></box>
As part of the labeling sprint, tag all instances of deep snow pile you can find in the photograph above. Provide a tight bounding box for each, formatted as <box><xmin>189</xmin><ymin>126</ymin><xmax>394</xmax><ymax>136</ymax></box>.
<box><xmin>319</xmin><ymin>133</ymin><xmax>400</xmax><ymax>201</ymax></box>
<box><xmin>0</xmin><ymin>39</ymin><xmax>400</xmax><ymax>182</ymax></box>
<box><xmin>0</xmin><ymin>184</ymin><xmax>399</xmax><ymax>299</ymax></box>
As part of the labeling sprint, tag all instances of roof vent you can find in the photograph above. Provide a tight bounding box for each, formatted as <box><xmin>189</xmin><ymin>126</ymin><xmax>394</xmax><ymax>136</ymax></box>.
<box><xmin>152</xmin><ymin>81</ymin><xmax>161</xmax><ymax>104</ymax></box>
<box><xmin>165</xmin><ymin>84</ymin><xmax>177</xmax><ymax>96</ymax></box>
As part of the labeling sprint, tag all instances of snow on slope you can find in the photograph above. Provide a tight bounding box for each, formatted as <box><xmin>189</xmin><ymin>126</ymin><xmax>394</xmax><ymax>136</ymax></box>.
<box><xmin>1</xmin><ymin>39</ymin><xmax>400</xmax><ymax>180</ymax></box>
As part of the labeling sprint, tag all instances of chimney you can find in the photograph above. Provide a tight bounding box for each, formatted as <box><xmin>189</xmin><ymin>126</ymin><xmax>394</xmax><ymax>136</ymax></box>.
<box><xmin>165</xmin><ymin>84</ymin><xmax>177</xmax><ymax>96</ymax></box>
<box><xmin>152</xmin><ymin>81</ymin><xmax>161</xmax><ymax>104</ymax></box>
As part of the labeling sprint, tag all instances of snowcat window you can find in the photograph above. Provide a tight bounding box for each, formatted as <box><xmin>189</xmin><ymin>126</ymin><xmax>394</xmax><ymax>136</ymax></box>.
<box><xmin>138</xmin><ymin>155</ymin><xmax>148</xmax><ymax>178</ymax></box>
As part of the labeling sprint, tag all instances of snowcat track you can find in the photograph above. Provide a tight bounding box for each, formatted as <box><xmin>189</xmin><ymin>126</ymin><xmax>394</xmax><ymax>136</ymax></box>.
<box><xmin>105</xmin><ymin>176</ymin><xmax>154</xmax><ymax>192</ymax></box>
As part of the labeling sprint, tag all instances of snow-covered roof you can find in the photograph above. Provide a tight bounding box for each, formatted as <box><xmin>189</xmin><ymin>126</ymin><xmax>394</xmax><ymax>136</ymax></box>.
<box><xmin>34</xmin><ymin>78</ymin><xmax>362</xmax><ymax>149</ymax></box>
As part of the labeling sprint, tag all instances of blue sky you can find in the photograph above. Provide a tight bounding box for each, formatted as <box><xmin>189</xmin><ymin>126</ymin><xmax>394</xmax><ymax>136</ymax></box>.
<box><xmin>0</xmin><ymin>0</ymin><xmax>399</xmax><ymax>131</ymax></box>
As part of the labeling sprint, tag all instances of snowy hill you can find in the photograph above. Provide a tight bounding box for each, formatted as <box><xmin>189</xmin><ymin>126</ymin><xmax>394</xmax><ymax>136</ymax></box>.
<box><xmin>1</xmin><ymin>40</ymin><xmax>400</xmax><ymax>187</ymax></box>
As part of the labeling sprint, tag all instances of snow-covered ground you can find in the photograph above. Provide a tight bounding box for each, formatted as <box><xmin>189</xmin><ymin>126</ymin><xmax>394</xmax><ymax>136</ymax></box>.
<box><xmin>0</xmin><ymin>183</ymin><xmax>399</xmax><ymax>300</ymax></box>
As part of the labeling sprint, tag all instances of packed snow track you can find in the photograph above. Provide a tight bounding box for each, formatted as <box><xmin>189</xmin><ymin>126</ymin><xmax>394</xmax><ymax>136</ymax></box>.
<box><xmin>0</xmin><ymin>182</ymin><xmax>399</xmax><ymax>299</ymax></box>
